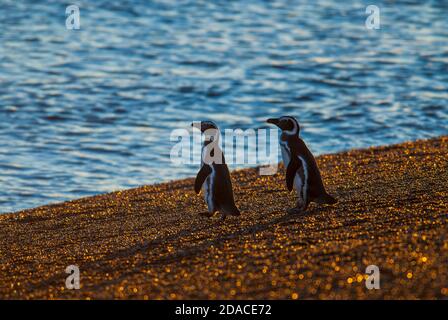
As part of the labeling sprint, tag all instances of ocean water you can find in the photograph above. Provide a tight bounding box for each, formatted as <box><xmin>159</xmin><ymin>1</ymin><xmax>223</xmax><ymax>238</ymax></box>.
<box><xmin>0</xmin><ymin>0</ymin><xmax>447</xmax><ymax>213</ymax></box>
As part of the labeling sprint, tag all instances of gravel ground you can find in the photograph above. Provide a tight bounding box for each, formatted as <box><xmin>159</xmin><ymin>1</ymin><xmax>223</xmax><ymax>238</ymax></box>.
<box><xmin>0</xmin><ymin>136</ymin><xmax>447</xmax><ymax>299</ymax></box>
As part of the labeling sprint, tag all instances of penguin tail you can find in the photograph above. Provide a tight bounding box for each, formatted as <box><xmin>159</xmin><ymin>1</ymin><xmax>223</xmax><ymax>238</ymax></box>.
<box><xmin>315</xmin><ymin>193</ymin><xmax>338</xmax><ymax>205</ymax></box>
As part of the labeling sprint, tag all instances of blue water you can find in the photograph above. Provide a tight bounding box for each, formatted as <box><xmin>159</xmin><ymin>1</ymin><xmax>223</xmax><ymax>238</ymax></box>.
<box><xmin>0</xmin><ymin>0</ymin><xmax>447</xmax><ymax>213</ymax></box>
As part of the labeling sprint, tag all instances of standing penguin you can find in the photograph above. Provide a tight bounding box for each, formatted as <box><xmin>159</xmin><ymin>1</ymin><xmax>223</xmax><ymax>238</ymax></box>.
<box><xmin>267</xmin><ymin>116</ymin><xmax>337</xmax><ymax>214</ymax></box>
<box><xmin>191</xmin><ymin>121</ymin><xmax>240</xmax><ymax>220</ymax></box>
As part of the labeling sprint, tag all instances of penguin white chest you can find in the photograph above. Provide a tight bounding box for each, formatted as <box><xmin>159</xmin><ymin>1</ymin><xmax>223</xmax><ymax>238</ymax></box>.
<box><xmin>280</xmin><ymin>142</ymin><xmax>308</xmax><ymax>202</ymax></box>
<box><xmin>203</xmin><ymin>166</ymin><xmax>215</xmax><ymax>211</ymax></box>
<box><xmin>201</xmin><ymin>146</ymin><xmax>215</xmax><ymax>211</ymax></box>
<box><xmin>280</xmin><ymin>141</ymin><xmax>291</xmax><ymax>168</ymax></box>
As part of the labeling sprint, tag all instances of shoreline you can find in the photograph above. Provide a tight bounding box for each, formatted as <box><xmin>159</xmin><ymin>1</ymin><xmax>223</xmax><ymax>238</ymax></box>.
<box><xmin>0</xmin><ymin>136</ymin><xmax>447</xmax><ymax>299</ymax></box>
<box><xmin>4</xmin><ymin>136</ymin><xmax>445</xmax><ymax>216</ymax></box>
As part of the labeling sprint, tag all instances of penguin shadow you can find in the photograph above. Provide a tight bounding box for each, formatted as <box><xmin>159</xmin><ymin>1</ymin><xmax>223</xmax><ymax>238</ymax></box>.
<box><xmin>193</xmin><ymin>196</ymin><xmax>329</xmax><ymax>228</ymax></box>
<box><xmin>55</xmin><ymin>207</ymin><xmax>328</xmax><ymax>292</ymax></box>
<box><xmin>266</xmin><ymin>207</ymin><xmax>321</xmax><ymax>225</ymax></box>
<box><xmin>193</xmin><ymin>205</ymin><xmax>321</xmax><ymax>239</ymax></box>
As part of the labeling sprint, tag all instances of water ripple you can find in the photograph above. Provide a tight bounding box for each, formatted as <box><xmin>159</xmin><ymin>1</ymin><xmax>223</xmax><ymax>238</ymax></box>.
<box><xmin>0</xmin><ymin>0</ymin><xmax>447</xmax><ymax>213</ymax></box>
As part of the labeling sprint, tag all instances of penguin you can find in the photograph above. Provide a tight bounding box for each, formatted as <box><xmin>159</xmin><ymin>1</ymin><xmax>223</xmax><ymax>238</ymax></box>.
<box><xmin>267</xmin><ymin>116</ymin><xmax>337</xmax><ymax>214</ymax></box>
<box><xmin>191</xmin><ymin>121</ymin><xmax>240</xmax><ymax>220</ymax></box>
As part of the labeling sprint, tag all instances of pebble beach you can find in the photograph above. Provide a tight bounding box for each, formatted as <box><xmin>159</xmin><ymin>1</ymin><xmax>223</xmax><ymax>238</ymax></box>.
<box><xmin>0</xmin><ymin>136</ymin><xmax>447</xmax><ymax>299</ymax></box>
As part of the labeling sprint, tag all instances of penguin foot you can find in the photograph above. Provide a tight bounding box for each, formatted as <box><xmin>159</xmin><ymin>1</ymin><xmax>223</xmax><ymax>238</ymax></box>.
<box><xmin>199</xmin><ymin>211</ymin><xmax>214</xmax><ymax>217</ymax></box>
<box><xmin>287</xmin><ymin>207</ymin><xmax>305</xmax><ymax>215</ymax></box>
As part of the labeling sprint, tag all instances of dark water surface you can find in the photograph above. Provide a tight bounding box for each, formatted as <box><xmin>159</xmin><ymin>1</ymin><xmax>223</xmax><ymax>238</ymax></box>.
<box><xmin>0</xmin><ymin>0</ymin><xmax>447</xmax><ymax>213</ymax></box>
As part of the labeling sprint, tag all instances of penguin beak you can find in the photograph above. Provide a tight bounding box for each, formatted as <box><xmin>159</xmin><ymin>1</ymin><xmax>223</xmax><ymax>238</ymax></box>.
<box><xmin>267</xmin><ymin>118</ymin><xmax>280</xmax><ymax>126</ymax></box>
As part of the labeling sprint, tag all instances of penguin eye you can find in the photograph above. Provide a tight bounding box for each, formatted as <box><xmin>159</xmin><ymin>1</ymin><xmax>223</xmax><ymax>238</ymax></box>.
<box><xmin>280</xmin><ymin>119</ymin><xmax>294</xmax><ymax>131</ymax></box>
<box><xmin>287</xmin><ymin>120</ymin><xmax>294</xmax><ymax>130</ymax></box>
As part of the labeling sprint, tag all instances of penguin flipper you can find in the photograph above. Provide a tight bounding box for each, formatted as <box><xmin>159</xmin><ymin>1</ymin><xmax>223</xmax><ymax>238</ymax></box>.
<box><xmin>194</xmin><ymin>164</ymin><xmax>212</xmax><ymax>194</ymax></box>
<box><xmin>286</xmin><ymin>157</ymin><xmax>302</xmax><ymax>192</ymax></box>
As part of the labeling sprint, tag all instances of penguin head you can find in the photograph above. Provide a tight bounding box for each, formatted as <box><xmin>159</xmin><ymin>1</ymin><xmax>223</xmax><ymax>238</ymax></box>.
<box><xmin>191</xmin><ymin>120</ymin><xmax>218</xmax><ymax>133</ymax></box>
<box><xmin>267</xmin><ymin>116</ymin><xmax>300</xmax><ymax>135</ymax></box>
